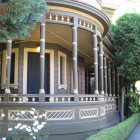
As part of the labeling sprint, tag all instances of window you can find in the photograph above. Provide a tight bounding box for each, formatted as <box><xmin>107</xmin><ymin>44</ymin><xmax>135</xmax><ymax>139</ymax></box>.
<box><xmin>1</xmin><ymin>48</ymin><xmax>19</xmax><ymax>89</ymax></box>
<box><xmin>58</xmin><ymin>51</ymin><xmax>67</xmax><ymax>89</ymax></box>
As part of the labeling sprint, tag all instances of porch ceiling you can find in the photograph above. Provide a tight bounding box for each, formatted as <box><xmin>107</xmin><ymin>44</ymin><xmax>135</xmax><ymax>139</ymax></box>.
<box><xmin>24</xmin><ymin>23</ymin><xmax>94</xmax><ymax>65</ymax></box>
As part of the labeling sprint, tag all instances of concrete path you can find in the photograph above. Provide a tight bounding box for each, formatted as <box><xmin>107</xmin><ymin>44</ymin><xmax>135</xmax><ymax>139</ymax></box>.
<box><xmin>127</xmin><ymin>124</ymin><xmax>140</xmax><ymax>140</ymax></box>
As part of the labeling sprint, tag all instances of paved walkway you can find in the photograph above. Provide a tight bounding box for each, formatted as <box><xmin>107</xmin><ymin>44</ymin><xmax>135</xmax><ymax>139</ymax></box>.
<box><xmin>127</xmin><ymin>124</ymin><xmax>140</xmax><ymax>140</ymax></box>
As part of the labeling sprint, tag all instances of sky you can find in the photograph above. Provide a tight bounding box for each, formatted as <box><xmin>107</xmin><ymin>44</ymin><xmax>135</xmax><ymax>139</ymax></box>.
<box><xmin>111</xmin><ymin>0</ymin><xmax>140</xmax><ymax>23</ymax></box>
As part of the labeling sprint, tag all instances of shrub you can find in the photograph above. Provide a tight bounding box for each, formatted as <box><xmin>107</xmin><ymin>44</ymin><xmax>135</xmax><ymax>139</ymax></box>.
<box><xmin>86</xmin><ymin>113</ymin><xmax>140</xmax><ymax>140</ymax></box>
<box><xmin>125</xmin><ymin>89</ymin><xmax>140</xmax><ymax>114</ymax></box>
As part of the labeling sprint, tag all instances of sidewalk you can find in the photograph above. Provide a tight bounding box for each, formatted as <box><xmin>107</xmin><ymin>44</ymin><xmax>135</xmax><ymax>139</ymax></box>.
<box><xmin>127</xmin><ymin>124</ymin><xmax>140</xmax><ymax>140</ymax></box>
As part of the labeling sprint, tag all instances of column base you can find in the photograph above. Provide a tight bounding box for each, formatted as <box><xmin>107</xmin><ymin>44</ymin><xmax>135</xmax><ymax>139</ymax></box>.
<box><xmin>5</xmin><ymin>88</ymin><xmax>11</xmax><ymax>94</ymax></box>
<box><xmin>109</xmin><ymin>94</ymin><xmax>112</xmax><ymax>97</ymax></box>
<box><xmin>74</xmin><ymin>93</ymin><xmax>79</xmax><ymax>102</ymax></box>
<box><xmin>94</xmin><ymin>90</ymin><xmax>99</xmax><ymax>94</ymax></box>
<box><xmin>105</xmin><ymin>93</ymin><xmax>108</xmax><ymax>96</ymax></box>
<box><xmin>73</xmin><ymin>89</ymin><xmax>78</xmax><ymax>94</ymax></box>
<box><xmin>39</xmin><ymin>89</ymin><xmax>45</xmax><ymax>94</ymax></box>
<box><xmin>39</xmin><ymin>89</ymin><xmax>45</xmax><ymax>102</ymax></box>
<box><xmin>100</xmin><ymin>91</ymin><xmax>104</xmax><ymax>95</ymax></box>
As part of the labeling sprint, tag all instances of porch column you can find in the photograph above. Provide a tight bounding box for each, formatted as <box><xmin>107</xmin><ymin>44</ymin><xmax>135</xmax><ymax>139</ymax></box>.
<box><xmin>117</xmin><ymin>71</ymin><xmax>121</xmax><ymax>112</ymax></box>
<box><xmin>117</xmin><ymin>71</ymin><xmax>120</xmax><ymax>97</ymax></box>
<box><xmin>104</xmin><ymin>57</ymin><xmax>108</xmax><ymax>96</ymax></box>
<box><xmin>93</xmin><ymin>30</ymin><xmax>99</xmax><ymax>94</ymax></box>
<box><xmin>5</xmin><ymin>39</ymin><xmax>12</xmax><ymax>94</ymax></box>
<box><xmin>72</xmin><ymin>19</ymin><xmax>78</xmax><ymax>97</ymax></box>
<box><xmin>39</xmin><ymin>21</ymin><xmax>46</xmax><ymax>102</ymax></box>
<box><xmin>99</xmin><ymin>41</ymin><xmax>104</xmax><ymax>95</ymax></box>
<box><xmin>112</xmin><ymin>64</ymin><xmax>116</xmax><ymax>97</ymax></box>
<box><xmin>108</xmin><ymin>60</ymin><xmax>112</xmax><ymax>96</ymax></box>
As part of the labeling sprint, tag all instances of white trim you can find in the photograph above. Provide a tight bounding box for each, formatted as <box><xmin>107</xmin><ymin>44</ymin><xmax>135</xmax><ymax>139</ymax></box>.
<box><xmin>23</xmin><ymin>48</ymin><xmax>54</xmax><ymax>94</ymax></box>
<box><xmin>1</xmin><ymin>48</ymin><xmax>19</xmax><ymax>89</ymax></box>
<box><xmin>58</xmin><ymin>51</ymin><xmax>67</xmax><ymax>89</ymax></box>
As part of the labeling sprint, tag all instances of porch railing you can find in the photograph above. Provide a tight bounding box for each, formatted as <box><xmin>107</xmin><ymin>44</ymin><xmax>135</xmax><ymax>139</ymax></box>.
<box><xmin>0</xmin><ymin>94</ymin><xmax>117</xmax><ymax>103</ymax></box>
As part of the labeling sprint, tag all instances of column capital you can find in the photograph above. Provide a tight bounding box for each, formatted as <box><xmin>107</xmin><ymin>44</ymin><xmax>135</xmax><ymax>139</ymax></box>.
<box><xmin>7</xmin><ymin>39</ymin><xmax>12</xmax><ymax>43</ymax></box>
<box><xmin>93</xmin><ymin>34</ymin><xmax>97</xmax><ymax>37</ymax></box>
<box><xmin>72</xmin><ymin>26</ymin><xmax>77</xmax><ymax>30</ymax></box>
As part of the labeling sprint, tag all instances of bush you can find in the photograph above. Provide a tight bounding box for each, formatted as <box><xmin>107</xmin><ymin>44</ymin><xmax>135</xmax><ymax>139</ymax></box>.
<box><xmin>125</xmin><ymin>89</ymin><xmax>140</xmax><ymax>114</ymax></box>
<box><xmin>86</xmin><ymin>113</ymin><xmax>140</xmax><ymax>140</ymax></box>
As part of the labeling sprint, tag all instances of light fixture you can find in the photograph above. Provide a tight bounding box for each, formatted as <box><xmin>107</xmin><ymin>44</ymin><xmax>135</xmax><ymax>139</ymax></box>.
<box><xmin>36</xmin><ymin>44</ymin><xmax>40</xmax><ymax>52</ymax></box>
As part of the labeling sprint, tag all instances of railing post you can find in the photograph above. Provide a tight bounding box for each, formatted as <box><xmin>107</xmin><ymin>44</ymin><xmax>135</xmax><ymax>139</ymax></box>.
<box><xmin>72</xmin><ymin>17</ymin><xmax>79</xmax><ymax>102</ymax></box>
<box><xmin>93</xmin><ymin>27</ymin><xmax>99</xmax><ymax>95</ymax></box>
<box><xmin>99</xmin><ymin>41</ymin><xmax>104</xmax><ymax>95</ymax></box>
<box><xmin>39</xmin><ymin>16</ymin><xmax>46</xmax><ymax>102</ymax></box>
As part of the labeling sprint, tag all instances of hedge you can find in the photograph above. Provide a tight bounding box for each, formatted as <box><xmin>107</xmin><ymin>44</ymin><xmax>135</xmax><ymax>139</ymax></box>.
<box><xmin>86</xmin><ymin>113</ymin><xmax>140</xmax><ymax>140</ymax></box>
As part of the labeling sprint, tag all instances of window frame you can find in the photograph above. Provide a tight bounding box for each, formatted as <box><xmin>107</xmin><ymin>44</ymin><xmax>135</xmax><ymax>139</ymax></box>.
<box><xmin>1</xmin><ymin>48</ymin><xmax>19</xmax><ymax>89</ymax></box>
<box><xmin>58</xmin><ymin>51</ymin><xmax>67</xmax><ymax>89</ymax></box>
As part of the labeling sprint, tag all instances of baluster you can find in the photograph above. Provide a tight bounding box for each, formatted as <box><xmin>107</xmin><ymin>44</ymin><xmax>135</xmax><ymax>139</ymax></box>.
<box><xmin>32</xmin><ymin>97</ymin><xmax>35</xmax><ymax>102</ymax></box>
<box><xmin>93</xmin><ymin>97</ymin><xmax>95</xmax><ymax>101</ymax></box>
<box><xmin>86</xmin><ymin>97</ymin><xmax>88</xmax><ymax>101</ymax></box>
<box><xmin>19</xmin><ymin>97</ymin><xmax>22</xmax><ymax>102</ymax></box>
<box><xmin>26</xmin><ymin>97</ymin><xmax>29</xmax><ymax>102</ymax></box>
<box><xmin>81</xmin><ymin>97</ymin><xmax>83</xmax><ymax>102</ymax></box>
<box><xmin>79</xmin><ymin>20</ymin><xmax>82</xmax><ymax>25</ymax></box>
<box><xmin>55</xmin><ymin>15</ymin><xmax>58</xmax><ymax>21</ymax></box>
<box><xmin>62</xmin><ymin>97</ymin><xmax>65</xmax><ymax>102</ymax></box>
<box><xmin>61</xmin><ymin>16</ymin><xmax>64</xmax><ymax>22</ymax></box>
<box><xmin>83</xmin><ymin>21</ymin><xmax>86</xmax><ymax>27</ymax></box>
<box><xmin>67</xmin><ymin>16</ymin><xmax>70</xmax><ymax>22</ymax></box>
<box><xmin>87</xmin><ymin>23</ymin><xmax>90</xmax><ymax>28</ymax></box>
<box><xmin>13</xmin><ymin>97</ymin><xmax>16</xmax><ymax>102</ymax></box>
<box><xmin>49</xmin><ymin>14</ymin><xmax>52</xmax><ymax>20</ymax></box>
<box><xmin>68</xmin><ymin>97</ymin><xmax>70</xmax><ymax>102</ymax></box>
<box><xmin>90</xmin><ymin>97</ymin><xmax>92</xmax><ymax>101</ymax></box>
<box><xmin>0</xmin><ymin>97</ymin><xmax>2</xmax><ymax>102</ymax></box>
<box><xmin>90</xmin><ymin>24</ymin><xmax>93</xmax><ymax>29</ymax></box>
<box><xmin>55</xmin><ymin>97</ymin><xmax>58</xmax><ymax>102</ymax></box>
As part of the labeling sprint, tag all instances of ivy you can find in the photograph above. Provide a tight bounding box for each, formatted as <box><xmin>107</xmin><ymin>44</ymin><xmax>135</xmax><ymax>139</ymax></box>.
<box><xmin>0</xmin><ymin>0</ymin><xmax>48</xmax><ymax>42</ymax></box>
<box><xmin>110</xmin><ymin>13</ymin><xmax>140</xmax><ymax>85</ymax></box>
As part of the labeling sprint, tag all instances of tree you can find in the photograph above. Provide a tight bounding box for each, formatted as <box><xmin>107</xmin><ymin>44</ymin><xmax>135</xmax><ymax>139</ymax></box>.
<box><xmin>110</xmin><ymin>13</ymin><xmax>140</xmax><ymax>85</ymax></box>
<box><xmin>0</xmin><ymin>0</ymin><xmax>48</xmax><ymax>42</ymax></box>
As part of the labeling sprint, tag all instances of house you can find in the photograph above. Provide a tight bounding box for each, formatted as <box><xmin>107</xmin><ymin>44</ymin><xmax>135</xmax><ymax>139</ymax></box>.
<box><xmin>0</xmin><ymin>0</ymin><xmax>120</xmax><ymax>140</ymax></box>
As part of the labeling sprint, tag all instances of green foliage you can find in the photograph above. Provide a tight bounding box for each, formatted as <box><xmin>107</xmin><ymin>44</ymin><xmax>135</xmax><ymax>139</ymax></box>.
<box><xmin>86</xmin><ymin>113</ymin><xmax>140</xmax><ymax>140</ymax></box>
<box><xmin>110</xmin><ymin>13</ymin><xmax>140</xmax><ymax>84</ymax></box>
<box><xmin>0</xmin><ymin>0</ymin><xmax>48</xmax><ymax>42</ymax></box>
<box><xmin>125</xmin><ymin>89</ymin><xmax>140</xmax><ymax>114</ymax></box>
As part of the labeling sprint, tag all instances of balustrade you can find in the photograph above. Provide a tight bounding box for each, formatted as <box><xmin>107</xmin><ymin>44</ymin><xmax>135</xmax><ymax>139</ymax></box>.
<box><xmin>0</xmin><ymin>94</ymin><xmax>116</xmax><ymax>103</ymax></box>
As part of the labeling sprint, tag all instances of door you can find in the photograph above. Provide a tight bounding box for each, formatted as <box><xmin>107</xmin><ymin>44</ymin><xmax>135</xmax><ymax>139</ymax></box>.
<box><xmin>27</xmin><ymin>52</ymin><xmax>50</xmax><ymax>94</ymax></box>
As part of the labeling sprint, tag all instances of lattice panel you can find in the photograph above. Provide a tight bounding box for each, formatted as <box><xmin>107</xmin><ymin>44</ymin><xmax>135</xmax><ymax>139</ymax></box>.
<box><xmin>45</xmin><ymin>110</ymin><xmax>75</xmax><ymax>121</ymax></box>
<box><xmin>100</xmin><ymin>107</ymin><xmax>105</xmax><ymax>116</ymax></box>
<box><xmin>0</xmin><ymin>109</ymin><xmax>4</xmax><ymax>120</ymax></box>
<box><xmin>8</xmin><ymin>110</ymin><xmax>39</xmax><ymax>121</ymax></box>
<box><xmin>108</xmin><ymin>104</ymin><xmax>112</xmax><ymax>110</ymax></box>
<box><xmin>112</xmin><ymin>104</ymin><xmax>116</xmax><ymax>110</ymax></box>
<box><xmin>79</xmin><ymin>108</ymin><xmax>98</xmax><ymax>119</ymax></box>
<box><xmin>105</xmin><ymin>105</ymin><xmax>108</xmax><ymax>111</ymax></box>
